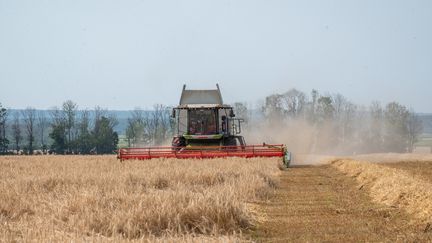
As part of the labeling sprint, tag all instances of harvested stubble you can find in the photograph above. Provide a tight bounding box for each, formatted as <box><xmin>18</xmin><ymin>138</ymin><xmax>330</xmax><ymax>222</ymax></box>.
<box><xmin>0</xmin><ymin>156</ymin><xmax>280</xmax><ymax>242</ymax></box>
<box><xmin>332</xmin><ymin>159</ymin><xmax>432</xmax><ymax>225</ymax></box>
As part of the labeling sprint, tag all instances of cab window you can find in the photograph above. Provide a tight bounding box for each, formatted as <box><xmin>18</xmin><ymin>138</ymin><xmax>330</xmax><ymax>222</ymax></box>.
<box><xmin>188</xmin><ymin>109</ymin><xmax>217</xmax><ymax>135</ymax></box>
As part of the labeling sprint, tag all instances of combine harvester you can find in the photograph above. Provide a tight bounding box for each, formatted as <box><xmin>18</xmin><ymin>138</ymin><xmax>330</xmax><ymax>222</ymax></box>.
<box><xmin>118</xmin><ymin>84</ymin><xmax>291</xmax><ymax>167</ymax></box>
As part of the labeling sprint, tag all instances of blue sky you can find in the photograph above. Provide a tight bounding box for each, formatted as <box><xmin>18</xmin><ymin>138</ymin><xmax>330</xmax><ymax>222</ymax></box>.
<box><xmin>0</xmin><ymin>0</ymin><xmax>431</xmax><ymax>111</ymax></box>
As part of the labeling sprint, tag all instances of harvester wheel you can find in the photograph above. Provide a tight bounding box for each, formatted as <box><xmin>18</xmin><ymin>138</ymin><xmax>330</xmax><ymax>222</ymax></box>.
<box><xmin>171</xmin><ymin>137</ymin><xmax>186</xmax><ymax>151</ymax></box>
<box><xmin>223</xmin><ymin>137</ymin><xmax>237</xmax><ymax>146</ymax></box>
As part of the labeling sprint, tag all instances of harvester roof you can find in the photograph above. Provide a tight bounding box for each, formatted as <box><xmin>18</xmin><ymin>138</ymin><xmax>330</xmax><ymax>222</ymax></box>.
<box><xmin>179</xmin><ymin>84</ymin><xmax>224</xmax><ymax>107</ymax></box>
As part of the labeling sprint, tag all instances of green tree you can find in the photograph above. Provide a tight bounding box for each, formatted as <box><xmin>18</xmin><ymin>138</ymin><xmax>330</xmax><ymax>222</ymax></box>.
<box><xmin>49</xmin><ymin>123</ymin><xmax>67</xmax><ymax>154</ymax></box>
<box><xmin>76</xmin><ymin>110</ymin><xmax>93</xmax><ymax>154</ymax></box>
<box><xmin>49</xmin><ymin>107</ymin><xmax>67</xmax><ymax>154</ymax></box>
<box><xmin>92</xmin><ymin>116</ymin><xmax>118</xmax><ymax>154</ymax></box>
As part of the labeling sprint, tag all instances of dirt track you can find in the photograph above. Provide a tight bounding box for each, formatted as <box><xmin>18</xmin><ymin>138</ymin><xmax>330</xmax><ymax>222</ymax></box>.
<box><xmin>251</xmin><ymin>164</ymin><xmax>431</xmax><ymax>242</ymax></box>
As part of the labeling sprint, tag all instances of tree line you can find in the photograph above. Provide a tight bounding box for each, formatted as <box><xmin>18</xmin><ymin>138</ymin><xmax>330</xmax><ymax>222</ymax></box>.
<box><xmin>0</xmin><ymin>88</ymin><xmax>425</xmax><ymax>155</ymax></box>
<box><xmin>0</xmin><ymin>101</ymin><xmax>119</xmax><ymax>155</ymax></box>
<box><xmin>125</xmin><ymin>104</ymin><xmax>174</xmax><ymax>147</ymax></box>
<box><xmin>253</xmin><ymin>89</ymin><xmax>423</xmax><ymax>154</ymax></box>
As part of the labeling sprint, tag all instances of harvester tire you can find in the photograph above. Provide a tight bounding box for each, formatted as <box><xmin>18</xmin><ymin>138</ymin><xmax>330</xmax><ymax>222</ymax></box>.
<box><xmin>172</xmin><ymin>137</ymin><xmax>186</xmax><ymax>150</ymax></box>
<box><xmin>223</xmin><ymin>137</ymin><xmax>237</xmax><ymax>147</ymax></box>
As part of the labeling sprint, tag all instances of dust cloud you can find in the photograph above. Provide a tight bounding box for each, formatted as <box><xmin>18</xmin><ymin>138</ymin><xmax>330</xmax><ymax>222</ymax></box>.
<box><xmin>243</xmin><ymin>118</ymin><xmax>364</xmax><ymax>165</ymax></box>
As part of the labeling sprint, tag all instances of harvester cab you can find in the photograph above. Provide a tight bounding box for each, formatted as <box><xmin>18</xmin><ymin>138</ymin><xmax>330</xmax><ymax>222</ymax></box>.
<box><xmin>171</xmin><ymin>84</ymin><xmax>246</xmax><ymax>148</ymax></box>
<box><xmin>117</xmin><ymin>84</ymin><xmax>292</xmax><ymax>167</ymax></box>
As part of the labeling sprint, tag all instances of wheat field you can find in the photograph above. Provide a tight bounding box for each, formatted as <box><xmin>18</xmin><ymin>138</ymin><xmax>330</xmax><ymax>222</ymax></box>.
<box><xmin>0</xmin><ymin>156</ymin><xmax>281</xmax><ymax>242</ymax></box>
<box><xmin>332</xmin><ymin>158</ymin><xmax>432</xmax><ymax>224</ymax></box>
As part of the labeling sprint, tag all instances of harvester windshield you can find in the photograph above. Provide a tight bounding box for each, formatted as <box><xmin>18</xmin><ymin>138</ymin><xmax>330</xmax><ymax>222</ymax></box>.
<box><xmin>188</xmin><ymin>109</ymin><xmax>217</xmax><ymax>135</ymax></box>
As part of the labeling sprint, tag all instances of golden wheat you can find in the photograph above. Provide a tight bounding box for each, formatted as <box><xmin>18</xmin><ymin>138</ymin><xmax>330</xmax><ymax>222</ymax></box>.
<box><xmin>349</xmin><ymin>153</ymin><xmax>432</xmax><ymax>163</ymax></box>
<box><xmin>0</xmin><ymin>155</ymin><xmax>281</xmax><ymax>242</ymax></box>
<box><xmin>332</xmin><ymin>159</ymin><xmax>432</xmax><ymax>223</ymax></box>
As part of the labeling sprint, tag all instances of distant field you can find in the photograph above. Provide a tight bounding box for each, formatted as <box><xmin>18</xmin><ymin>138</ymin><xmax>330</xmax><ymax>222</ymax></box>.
<box><xmin>416</xmin><ymin>134</ymin><xmax>432</xmax><ymax>147</ymax></box>
<box><xmin>117</xmin><ymin>134</ymin><xmax>129</xmax><ymax>148</ymax></box>
<box><xmin>0</xmin><ymin>156</ymin><xmax>280</xmax><ymax>242</ymax></box>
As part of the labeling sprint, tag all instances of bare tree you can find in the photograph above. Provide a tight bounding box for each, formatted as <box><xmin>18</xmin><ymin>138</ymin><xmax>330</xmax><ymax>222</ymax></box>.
<box><xmin>50</xmin><ymin>106</ymin><xmax>65</xmax><ymax>126</ymax></box>
<box><xmin>155</xmin><ymin>104</ymin><xmax>171</xmax><ymax>145</ymax></box>
<box><xmin>0</xmin><ymin>104</ymin><xmax>8</xmax><ymax>153</ymax></box>
<box><xmin>37</xmin><ymin>111</ymin><xmax>48</xmax><ymax>153</ymax></box>
<box><xmin>282</xmin><ymin>89</ymin><xmax>306</xmax><ymax>118</ymax></box>
<box><xmin>93</xmin><ymin>106</ymin><xmax>108</xmax><ymax>132</ymax></box>
<box><xmin>352</xmin><ymin>105</ymin><xmax>369</xmax><ymax>154</ymax></box>
<box><xmin>309</xmin><ymin>89</ymin><xmax>320</xmax><ymax>123</ymax></box>
<box><xmin>11</xmin><ymin>112</ymin><xmax>22</xmax><ymax>152</ymax></box>
<box><xmin>76</xmin><ymin>110</ymin><xmax>92</xmax><ymax>154</ymax></box>
<box><xmin>407</xmin><ymin>110</ymin><xmax>423</xmax><ymax>152</ymax></box>
<box><xmin>126</xmin><ymin>108</ymin><xmax>146</xmax><ymax>146</ymax></box>
<box><xmin>125</xmin><ymin>119</ymin><xmax>135</xmax><ymax>147</ymax></box>
<box><xmin>332</xmin><ymin>94</ymin><xmax>347</xmax><ymax>119</ymax></box>
<box><xmin>367</xmin><ymin>101</ymin><xmax>384</xmax><ymax>152</ymax></box>
<box><xmin>144</xmin><ymin>104</ymin><xmax>172</xmax><ymax>145</ymax></box>
<box><xmin>22</xmin><ymin>107</ymin><xmax>36</xmax><ymax>154</ymax></box>
<box><xmin>262</xmin><ymin>94</ymin><xmax>285</xmax><ymax>122</ymax></box>
<box><xmin>329</xmin><ymin>94</ymin><xmax>357</xmax><ymax>146</ymax></box>
<box><xmin>92</xmin><ymin>106</ymin><xmax>107</xmax><ymax>151</ymax></box>
<box><xmin>62</xmin><ymin>100</ymin><xmax>78</xmax><ymax>152</ymax></box>
<box><xmin>384</xmin><ymin>102</ymin><xmax>409</xmax><ymax>152</ymax></box>
<box><xmin>305</xmin><ymin>89</ymin><xmax>319</xmax><ymax>123</ymax></box>
<box><xmin>256</xmin><ymin>88</ymin><xmax>423</xmax><ymax>155</ymax></box>
<box><xmin>316</xmin><ymin>96</ymin><xmax>334</xmax><ymax>122</ymax></box>
<box><xmin>93</xmin><ymin>106</ymin><xmax>118</xmax><ymax>131</ymax></box>
<box><xmin>233</xmin><ymin>102</ymin><xmax>249</xmax><ymax>123</ymax></box>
